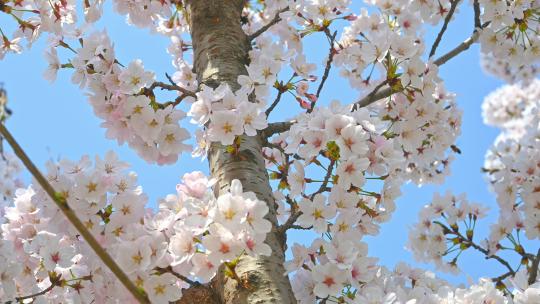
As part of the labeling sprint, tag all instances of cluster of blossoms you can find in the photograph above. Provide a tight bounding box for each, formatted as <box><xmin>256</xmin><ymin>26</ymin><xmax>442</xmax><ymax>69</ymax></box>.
<box><xmin>287</xmin><ymin>237</ymin><xmax>379</xmax><ymax>302</ymax></box>
<box><xmin>0</xmin><ymin>151</ymin><xmax>272</xmax><ymax>302</ymax></box>
<box><xmin>481</xmin><ymin>53</ymin><xmax>540</xmax><ymax>84</ymax></box>
<box><xmin>1</xmin><ymin>0</ymin><xmax>197</xmax><ymax>164</ymax></box>
<box><xmin>1</xmin><ymin>0</ymin><xmax>540</xmax><ymax>303</ymax></box>
<box><xmin>483</xmin><ymin>80</ymin><xmax>540</xmax><ymax>244</ymax></box>
<box><xmin>405</xmin><ymin>70</ymin><xmax>540</xmax><ymax>303</ymax></box>
<box><xmin>408</xmin><ymin>191</ymin><xmax>489</xmax><ymax>273</ymax></box>
<box><xmin>0</xmin><ymin>153</ymin><xmax>24</xmax><ymax>220</ymax></box>
<box><xmin>478</xmin><ymin>0</ymin><xmax>540</xmax><ymax>83</ymax></box>
<box><xmin>47</xmin><ymin>30</ymin><xmax>192</xmax><ymax>164</ymax></box>
<box><xmin>267</xmin><ymin>87</ymin><xmax>460</xmax><ymax>301</ymax></box>
<box><xmin>334</xmin><ymin>0</ymin><xmax>463</xmax><ymax>92</ymax></box>
<box><xmin>292</xmin><ymin>258</ymin><xmax>540</xmax><ymax>303</ymax></box>
<box><xmin>188</xmin><ymin>84</ymin><xmax>268</xmax><ymax>148</ymax></box>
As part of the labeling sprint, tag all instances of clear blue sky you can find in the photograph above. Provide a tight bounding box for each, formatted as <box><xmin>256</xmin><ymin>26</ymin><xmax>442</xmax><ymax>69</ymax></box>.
<box><xmin>0</xmin><ymin>2</ymin><xmax>516</xmax><ymax>285</ymax></box>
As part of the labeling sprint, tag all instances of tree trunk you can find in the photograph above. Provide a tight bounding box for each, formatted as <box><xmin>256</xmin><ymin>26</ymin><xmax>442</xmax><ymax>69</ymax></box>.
<box><xmin>183</xmin><ymin>1</ymin><xmax>296</xmax><ymax>303</ymax></box>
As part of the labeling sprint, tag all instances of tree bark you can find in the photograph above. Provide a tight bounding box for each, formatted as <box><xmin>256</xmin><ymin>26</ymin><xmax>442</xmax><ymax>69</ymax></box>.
<box><xmin>184</xmin><ymin>1</ymin><xmax>296</xmax><ymax>303</ymax></box>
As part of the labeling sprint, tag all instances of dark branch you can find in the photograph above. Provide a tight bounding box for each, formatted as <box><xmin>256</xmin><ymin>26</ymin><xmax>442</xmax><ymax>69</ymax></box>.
<box><xmin>473</xmin><ymin>0</ymin><xmax>482</xmax><ymax>29</ymax></box>
<box><xmin>0</xmin><ymin>124</ymin><xmax>149</xmax><ymax>304</ymax></box>
<box><xmin>148</xmin><ymin>81</ymin><xmax>196</xmax><ymax>98</ymax></box>
<box><xmin>528</xmin><ymin>248</ymin><xmax>540</xmax><ymax>285</ymax></box>
<box><xmin>265</xmin><ymin>90</ymin><xmax>284</xmax><ymax>117</ymax></box>
<box><xmin>5</xmin><ymin>276</ymin><xmax>60</xmax><ymax>303</ymax></box>
<box><xmin>278</xmin><ymin>209</ymin><xmax>303</xmax><ymax>235</ymax></box>
<box><xmin>429</xmin><ymin>0</ymin><xmax>461</xmax><ymax>58</ymax></box>
<box><xmin>351</xmin><ymin>79</ymin><xmax>391</xmax><ymax>111</ymax></box>
<box><xmin>491</xmin><ymin>271</ymin><xmax>515</xmax><ymax>283</ymax></box>
<box><xmin>155</xmin><ymin>266</ymin><xmax>200</xmax><ymax>287</ymax></box>
<box><xmin>310</xmin><ymin>159</ymin><xmax>335</xmax><ymax>199</ymax></box>
<box><xmin>248</xmin><ymin>7</ymin><xmax>289</xmax><ymax>41</ymax></box>
<box><xmin>261</xmin><ymin>121</ymin><xmax>294</xmax><ymax>138</ymax></box>
<box><xmin>308</xmin><ymin>30</ymin><xmax>337</xmax><ymax>113</ymax></box>
<box><xmin>434</xmin><ymin>221</ymin><xmax>515</xmax><ymax>276</ymax></box>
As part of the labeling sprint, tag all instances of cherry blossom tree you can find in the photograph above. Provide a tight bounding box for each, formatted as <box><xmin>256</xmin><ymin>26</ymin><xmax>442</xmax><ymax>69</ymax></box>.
<box><xmin>0</xmin><ymin>0</ymin><xmax>540</xmax><ymax>303</ymax></box>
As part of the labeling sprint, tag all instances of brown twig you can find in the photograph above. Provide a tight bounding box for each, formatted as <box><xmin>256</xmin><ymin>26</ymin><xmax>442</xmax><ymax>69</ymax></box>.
<box><xmin>434</xmin><ymin>221</ymin><xmax>515</xmax><ymax>276</ymax></box>
<box><xmin>308</xmin><ymin>30</ymin><xmax>337</xmax><ymax>113</ymax></box>
<box><xmin>278</xmin><ymin>209</ymin><xmax>303</xmax><ymax>235</ymax></box>
<box><xmin>473</xmin><ymin>0</ymin><xmax>482</xmax><ymax>29</ymax></box>
<box><xmin>0</xmin><ymin>124</ymin><xmax>150</xmax><ymax>304</ymax></box>
<box><xmin>4</xmin><ymin>275</ymin><xmax>93</xmax><ymax>303</ymax></box>
<box><xmin>351</xmin><ymin>79</ymin><xmax>391</xmax><ymax>111</ymax></box>
<box><xmin>4</xmin><ymin>275</ymin><xmax>61</xmax><ymax>303</ymax></box>
<box><xmin>429</xmin><ymin>0</ymin><xmax>461</xmax><ymax>58</ymax></box>
<box><xmin>248</xmin><ymin>7</ymin><xmax>289</xmax><ymax>41</ymax></box>
<box><xmin>154</xmin><ymin>266</ymin><xmax>200</xmax><ymax>287</ymax></box>
<box><xmin>261</xmin><ymin>121</ymin><xmax>294</xmax><ymax>138</ymax></box>
<box><xmin>265</xmin><ymin>89</ymin><xmax>284</xmax><ymax>117</ymax></box>
<box><xmin>491</xmin><ymin>271</ymin><xmax>515</xmax><ymax>283</ymax></box>
<box><xmin>528</xmin><ymin>248</ymin><xmax>540</xmax><ymax>285</ymax></box>
<box><xmin>148</xmin><ymin>81</ymin><xmax>196</xmax><ymax>98</ymax></box>
<box><xmin>310</xmin><ymin>159</ymin><xmax>335</xmax><ymax>199</ymax></box>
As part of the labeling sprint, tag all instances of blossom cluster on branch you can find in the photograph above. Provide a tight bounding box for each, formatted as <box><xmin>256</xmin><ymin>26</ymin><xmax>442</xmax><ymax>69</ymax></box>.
<box><xmin>0</xmin><ymin>153</ymin><xmax>23</xmax><ymax>219</ymax></box>
<box><xmin>1</xmin><ymin>0</ymin><xmax>540</xmax><ymax>303</ymax></box>
<box><xmin>0</xmin><ymin>152</ymin><xmax>271</xmax><ymax>302</ymax></box>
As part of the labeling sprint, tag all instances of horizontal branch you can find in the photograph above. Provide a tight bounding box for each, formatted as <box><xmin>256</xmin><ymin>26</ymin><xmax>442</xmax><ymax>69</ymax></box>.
<box><xmin>5</xmin><ymin>275</ymin><xmax>61</xmax><ymax>303</ymax></box>
<box><xmin>0</xmin><ymin>124</ymin><xmax>150</xmax><ymax>304</ymax></box>
<box><xmin>147</xmin><ymin>81</ymin><xmax>196</xmax><ymax>98</ymax></box>
<box><xmin>154</xmin><ymin>266</ymin><xmax>200</xmax><ymax>287</ymax></box>
<box><xmin>261</xmin><ymin>121</ymin><xmax>294</xmax><ymax>138</ymax></box>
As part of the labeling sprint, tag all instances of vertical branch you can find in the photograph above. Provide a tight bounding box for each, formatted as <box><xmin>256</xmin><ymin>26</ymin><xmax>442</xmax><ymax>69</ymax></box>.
<box><xmin>429</xmin><ymin>0</ymin><xmax>461</xmax><ymax>58</ymax></box>
<box><xmin>187</xmin><ymin>0</ymin><xmax>296</xmax><ymax>303</ymax></box>
<box><xmin>473</xmin><ymin>0</ymin><xmax>482</xmax><ymax>29</ymax></box>
<box><xmin>0</xmin><ymin>124</ymin><xmax>149</xmax><ymax>304</ymax></box>
<box><xmin>528</xmin><ymin>248</ymin><xmax>540</xmax><ymax>285</ymax></box>
<box><xmin>308</xmin><ymin>30</ymin><xmax>337</xmax><ymax>113</ymax></box>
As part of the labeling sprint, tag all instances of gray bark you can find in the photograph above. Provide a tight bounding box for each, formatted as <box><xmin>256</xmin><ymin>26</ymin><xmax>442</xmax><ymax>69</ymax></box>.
<box><xmin>185</xmin><ymin>1</ymin><xmax>296</xmax><ymax>303</ymax></box>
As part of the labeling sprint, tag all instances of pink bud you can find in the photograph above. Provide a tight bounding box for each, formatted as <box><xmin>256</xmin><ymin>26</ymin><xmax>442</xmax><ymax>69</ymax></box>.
<box><xmin>305</xmin><ymin>93</ymin><xmax>318</xmax><ymax>103</ymax></box>
<box><xmin>296</xmin><ymin>97</ymin><xmax>311</xmax><ymax>109</ymax></box>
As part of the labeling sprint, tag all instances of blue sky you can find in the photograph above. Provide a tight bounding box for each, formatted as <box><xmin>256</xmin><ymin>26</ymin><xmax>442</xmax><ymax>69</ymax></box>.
<box><xmin>0</xmin><ymin>2</ymin><xmax>520</xmax><ymax>286</ymax></box>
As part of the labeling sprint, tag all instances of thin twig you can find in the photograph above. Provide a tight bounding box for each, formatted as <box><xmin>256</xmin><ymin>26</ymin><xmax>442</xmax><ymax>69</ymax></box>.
<box><xmin>434</xmin><ymin>221</ymin><xmax>515</xmax><ymax>275</ymax></box>
<box><xmin>528</xmin><ymin>248</ymin><xmax>540</xmax><ymax>284</ymax></box>
<box><xmin>429</xmin><ymin>0</ymin><xmax>461</xmax><ymax>58</ymax></box>
<box><xmin>4</xmin><ymin>275</ymin><xmax>61</xmax><ymax>303</ymax></box>
<box><xmin>148</xmin><ymin>81</ymin><xmax>196</xmax><ymax>98</ymax></box>
<box><xmin>154</xmin><ymin>266</ymin><xmax>200</xmax><ymax>287</ymax></box>
<box><xmin>473</xmin><ymin>0</ymin><xmax>482</xmax><ymax>29</ymax></box>
<box><xmin>248</xmin><ymin>7</ymin><xmax>289</xmax><ymax>41</ymax></box>
<box><xmin>491</xmin><ymin>271</ymin><xmax>515</xmax><ymax>283</ymax></box>
<box><xmin>5</xmin><ymin>275</ymin><xmax>92</xmax><ymax>304</ymax></box>
<box><xmin>0</xmin><ymin>124</ymin><xmax>150</xmax><ymax>304</ymax></box>
<box><xmin>265</xmin><ymin>90</ymin><xmax>284</xmax><ymax>117</ymax></box>
<box><xmin>310</xmin><ymin>160</ymin><xmax>335</xmax><ymax>199</ymax></box>
<box><xmin>278</xmin><ymin>160</ymin><xmax>335</xmax><ymax>234</ymax></box>
<box><xmin>432</xmin><ymin>27</ymin><xmax>483</xmax><ymax>66</ymax></box>
<box><xmin>308</xmin><ymin>30</ymin><xmax>337</xmax><ymax>113</ymax></box>
<box><xmin>351</xmin><ymin>79</ymin><xmax>391</xmax><ymax>111</ymax></box>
